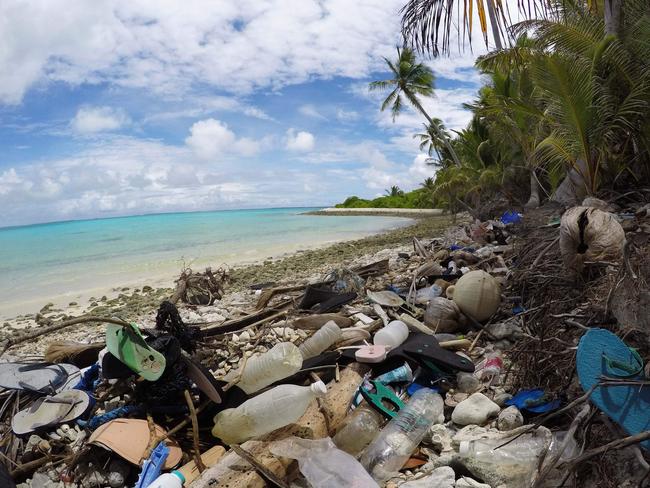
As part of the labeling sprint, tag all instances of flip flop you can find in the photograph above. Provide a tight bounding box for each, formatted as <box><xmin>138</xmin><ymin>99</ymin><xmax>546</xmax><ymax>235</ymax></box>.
<box><xmin>89</xmin><ymin>419</ymin><xmax>182</xmax><ymax>469</ymax></box>
<box><xmin>0</xmin><ymin>362</ymin><xmax>80</xmax><ymax>395</ymax></box>
<box><xmin>182</xmin><ymin>356</ymin><xmax>223</xmax><ymax>404</ymax></box>
<box><xmin>577</xmin><ymin>328</ymin><xmax>650</xmax><ymax>450</ymax></box>
<box><xmin>12</xmin><ymin>390</ymin><xmax>91</xmax><ymax>435</ymax></box>
<box><xmin>505</xmin><ymin>389</ymin><xmax>562</xmax><ymax>414</ymax></box>
<box><xmin>299</xmin><ymin>286</ymin><xmax>357</xmax><ymax>313</ymax></box>
<box><xmin>105</xmin><ymin>323</ymin><xmax>166</xmax><ymax>381</ymax></box>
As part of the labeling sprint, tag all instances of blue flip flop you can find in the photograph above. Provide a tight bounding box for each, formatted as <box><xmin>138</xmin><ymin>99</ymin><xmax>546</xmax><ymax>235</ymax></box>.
<box><xmin>577</xmin><ymin>328</ymin><xmax>650</xmax><ymax>450</ymax></box>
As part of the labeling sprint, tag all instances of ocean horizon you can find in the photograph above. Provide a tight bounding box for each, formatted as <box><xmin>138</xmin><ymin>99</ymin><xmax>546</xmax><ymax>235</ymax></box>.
<box><xmin>0</xmin><ymin>207</ymin><xmax>411</xmax><ymax>319</ymax></box>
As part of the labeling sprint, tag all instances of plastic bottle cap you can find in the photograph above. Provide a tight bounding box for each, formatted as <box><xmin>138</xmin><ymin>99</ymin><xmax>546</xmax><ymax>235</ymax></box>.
<box><xmin>172</xmin><ymin>470</ymin><xmax>186</xmax><ymax>484</ymax></box>
<box><xmin>459</xmin><ymin>440</ymin><xmax>470</xmax><ymax>457</ymax></box>
<box><xmin>310</xmin><ymin>380</ymin><xmax>327</xmax><ymax>397</ymax></box>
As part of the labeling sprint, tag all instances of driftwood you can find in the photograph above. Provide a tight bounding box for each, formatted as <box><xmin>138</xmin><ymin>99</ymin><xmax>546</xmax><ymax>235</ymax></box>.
<box><xmin>0</xmin><ymin>316</ymin><xmax>130</xmax><ymax>358</ymax></box>
<box><xmin>197</xmin><ymin>363</ymin><xmax>368</xmax><ymax>488</ymax></box>
<box><xmin>170</xmin><ymin>267</ymin><xmax>227</xmax><ymax>306</ymax></box>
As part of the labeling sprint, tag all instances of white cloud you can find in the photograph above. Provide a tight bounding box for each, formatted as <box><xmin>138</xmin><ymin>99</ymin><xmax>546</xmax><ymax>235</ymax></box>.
<box><xmin>298</xmin><ymin>104</ymin><xmax>327</xmax><ymax>120</ymax></box>
<box><xmin>71</xmin><ymin>106</ymin><xmax>130</xmax><ymax>134</ymax></box>
<box><xmin>409</xmin><ymin>153</ymin><xmax>436</xmax><ymax>180</ymax></box>
<box><xmin>336</xmin><ymin>108</ymin><xmax>359</xmax><ymax>122</ymax></box>
<box><xmin>0</xmin><ymin>0</ymin><xmax>409</xmax><ymax>105</ymax></box>
<box><xmin>285</xmin><ymin>129</ymin><xmax>315</xmax><ymax>152</ymax></box>
<box><xmin>185</xmin><ymin>118</ymin><xmax>260</xmax><ymax>159</ymax></box>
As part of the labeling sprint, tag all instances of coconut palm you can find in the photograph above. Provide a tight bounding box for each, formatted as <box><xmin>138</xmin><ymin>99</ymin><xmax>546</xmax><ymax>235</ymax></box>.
<box><xmin>415</xmin><ymin>118</ymin><xmax>454</xmax><ymax>166</ymax></box>
<box><xmin>369</xmin><ymin>47</ymin><xmax>461</xmax><ymax>166</ymax></box>
<box><xmin>400</xmin><ymin>0</ymin><xmax>626</xmax><ymax>58</ymax></box>
<box><xmin>385</xmin><ymin>185</ymin><xmax>405</xmax><ymax>197</ymax></box>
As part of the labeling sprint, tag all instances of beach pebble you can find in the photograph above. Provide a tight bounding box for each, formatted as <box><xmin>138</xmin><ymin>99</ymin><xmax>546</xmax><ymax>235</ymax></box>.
<box><xmin>239</xmin><ymin>330</ymin><xmax>251</xmax><ymax>342</ymax></box>
<box><xmin>452</xmin><ymin>393</ymin><xmax>501</xmax><ymax>426</ymax></box>
<box><xmin>400</xmin><ymin>467</ymin><xmax>455</xmax><ymax>488</ymax></box>
<box><xmin>493</xmin><ymin>392</ymin><xmax>513</xmax><ymax>407</ymax></box>
<box><xmin>455</xmin><ymin>477</ymin><xmax>492</xmax><ymax>488</ymax></box>
<box><xmin>497</xmin><ymin>406</ymin><xmax>523</xmax><ymax>431</ymax></box>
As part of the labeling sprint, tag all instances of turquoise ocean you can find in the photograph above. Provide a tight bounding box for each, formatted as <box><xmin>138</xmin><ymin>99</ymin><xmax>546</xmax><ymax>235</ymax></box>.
<box><xmin>0</xmin><ymin>208</ymin><xmax>410</xmax><ymax>318</ymax></box>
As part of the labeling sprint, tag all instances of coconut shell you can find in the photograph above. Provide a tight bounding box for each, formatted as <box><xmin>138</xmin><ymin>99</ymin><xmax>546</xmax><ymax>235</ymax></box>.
<box><xmin>446</xmin><ymin>270</ymin><xmax>501</xmax><ymax>321</ymax></box>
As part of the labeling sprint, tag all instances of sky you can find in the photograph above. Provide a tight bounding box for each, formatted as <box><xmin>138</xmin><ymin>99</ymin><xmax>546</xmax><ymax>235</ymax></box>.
<box><xmin>0</xmin><ymin>0</ymin><xmax>506</xmax><ymax>228</ymax></box>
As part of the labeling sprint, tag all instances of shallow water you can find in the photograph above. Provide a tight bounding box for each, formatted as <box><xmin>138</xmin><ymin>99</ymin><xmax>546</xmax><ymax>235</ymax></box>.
<box><xmin>0</xmin><ymin>208</ymin><xmax>411</xmax><ymax>318</ymax></box>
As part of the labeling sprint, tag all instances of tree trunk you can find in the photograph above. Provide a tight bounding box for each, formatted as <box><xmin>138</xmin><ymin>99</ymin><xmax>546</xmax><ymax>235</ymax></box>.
<box><xmin>551</xmin><ymin>159</ymin><xmax>591</xmax><ymax>207</ymax></box>
<box><xmin>604</xmin><ymin>0</ymin><xmax>622</xmax><ymax>37</ymax></box>
<box><xmin>409</xmin><ymin>95</ymin><xmax>462</xmax><ymax>167</ymax></box>
<box><xmin>486</xmin><ymin>0</ymin><xmax>504</xmax><ymax>50</ymax></box>
<box><xmin>525</xmin><ymin>168</ymin><xmax>541</xmax><ymax>208</ymax></box>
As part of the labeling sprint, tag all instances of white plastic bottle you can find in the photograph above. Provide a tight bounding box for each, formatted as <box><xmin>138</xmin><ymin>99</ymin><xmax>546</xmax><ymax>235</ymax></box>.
<box><xmin>224</xmin><ymin>342</ymin><xmax>303</xmax><ymax>394</ymax></box>
<box><xmin>373</xmin><ymin>320</ymin><xmax>409</xmax><ymax>349</ymax></box>
<box><xmin>147</xmin><ymin>471</ymin><xmax>184</xmax><ymax>488</ymax></box>
<box><xmin>360</xmin><ymin>389</ymin><xmax>444</xmax><ymax>482</ymax></box>
<box><xmin>212</xmin><ymin>381</ymin><xmax>327</xmax><ymax>444</ymax></box>
<box><xmin>299</xmin><ymin>321</ymin><xmax>342</xmax><ymax>359</ymax></box>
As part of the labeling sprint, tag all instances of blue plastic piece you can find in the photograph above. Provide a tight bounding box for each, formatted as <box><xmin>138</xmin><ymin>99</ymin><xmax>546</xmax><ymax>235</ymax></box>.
<box><xmin>134</xmin><ymin>442</ymin><xmax>170</xmax><ymax>488</ymax></box>
<box><xmin>577</xmin><ymin>328</ymin><xmax>650</xmax><ymax>451</ymax></box>
<box><xmin>77</xmin><ymin>405</ymin><xmax>142</xmax><ymax>430</ymax></box>
<box><xmin>407</xmin><ymin>382</ymin><xmax>440</xmax><ymax>396</ymax></box>
<box><xmin>500</xmin><ymin>211</ymin><xmax>522</xmax><ymax>225</ymax></box>
<box><xmin>505</xmin><ymin>389</ymin><xmax>561</xmax><ymax>413</ymax></box>
<box><xmin>449</xmin><ymin>245</ymin><xmax>475</xmax><ymax>252</ymax></box>
<box><xmin>512</xmin><ymin>304</ymin><xmax>525</xmax><ymax>315</ymax></box>
<box><xmin>73</xmin><ymin>363</ymin><xmax>100</xmax><ymax>392</ymax></box>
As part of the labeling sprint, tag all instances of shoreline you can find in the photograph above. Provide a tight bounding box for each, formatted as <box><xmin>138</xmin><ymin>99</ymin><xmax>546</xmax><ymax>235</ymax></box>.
<box><xmin>1</xmin><ymin>215</ymin><xmax>453</xmax><ymax>339</ymax></box>
<box><xmin>306</xmin><ymin>207</ymin><xmax>446</xmax><ymax>218</ymax></box>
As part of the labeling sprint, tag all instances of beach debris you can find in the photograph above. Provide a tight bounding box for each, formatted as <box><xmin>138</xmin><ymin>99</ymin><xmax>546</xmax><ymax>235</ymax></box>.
<box><xmin>170</xmin><ymin>266</ymin><xmax>227</xmax><ymax>306</ymax></box>
<box><xmin>445</xmin><ymin>270</ymin><xmax>501</xmax><ymax>322</ymax></box>
<box><xmin>366</xmin><ymin>289</ymin><xmax>404</xmax><ymax>308</ymax></box>
<box><xmin>451</xmin><ymin>393</ymin><xmax>501</xmax><ymax>426</ymax></box>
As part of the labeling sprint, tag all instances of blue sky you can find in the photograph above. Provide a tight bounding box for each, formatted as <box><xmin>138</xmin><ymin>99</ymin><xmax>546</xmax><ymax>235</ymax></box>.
<box><xmin>0</xmin><ymin>0</ymin><xmax>500</xmax><ymax>227</ymax></box>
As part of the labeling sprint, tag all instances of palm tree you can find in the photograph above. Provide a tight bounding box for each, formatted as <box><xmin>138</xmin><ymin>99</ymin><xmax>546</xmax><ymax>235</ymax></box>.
<box><xmin>369</xmin><ymin>47</ymin><xmax>461</xmax><ymax>166</ymax></box>
<box><xmin>400</xmin><ymin>0</ymin><xmax>625</xmax><ymax>58</ymax></box>
<box><xmin>385</xmin><ymin>185</ymin><xmax>405</xmax><ymax>197</ymax></box>
<box><xmin>415</xmin><ymin>118</ymin><xmax>454</xmax><ymax>166</ymax></box>
<box><xmin>420</xmin><ymin>177</ymin><xmax>436</xmax><ymax>191</ymax></box>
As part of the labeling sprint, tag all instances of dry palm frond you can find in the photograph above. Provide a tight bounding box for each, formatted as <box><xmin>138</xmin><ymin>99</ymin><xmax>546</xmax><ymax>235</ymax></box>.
<box><xmin>44</xmin><ymin>341</ymin><xmax>104</xmax><ymax>367</ymax></box>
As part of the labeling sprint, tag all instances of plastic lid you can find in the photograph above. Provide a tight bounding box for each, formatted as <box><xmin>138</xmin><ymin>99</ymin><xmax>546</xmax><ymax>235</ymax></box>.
<box><xmin>310</xmin><ymin>380</ymin><xmax>327</xmax><ymax>397</ymax></box>
<box><xmin>459</xmin><ymin>440</ymin><xmax>470</xmax><ymax>457</ymax></box>
<box><xmin>172</xmin><ymin>470</ymin><xmax>185</xmax><ymax>483</ymax></box>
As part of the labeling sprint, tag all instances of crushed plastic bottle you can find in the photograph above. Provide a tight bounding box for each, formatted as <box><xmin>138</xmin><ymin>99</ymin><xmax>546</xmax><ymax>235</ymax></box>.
<box><xmin>270</xmin><ymin>436</ymin><xmax>379</xmax><ymax>488</ymax></box>
<box><xmin>147</xmin><ymin>471</ymin><xmax>185</xmax><ymax>488</ymax></box>
<box><xmin>332</xmin><ymin>405</ymin><xmax>384</xmax><ymax>457</ymax></box>
<box><xmin>474</xmin><ymin>351</ymin><xmax>503</xmax><ymax>385</ymax></box>
<box><xmin>223</xmin><ymin>342</ymin><xmax>302</xmax><ymax>394</ymax></box>
<box><xmin>360</xmin><ymin>388</ymin><xmax>444</xmax><ymax>482</ymax></box>
<box><xmin>414</xmin><ymin>285</ymin><xmax>443</xmax><ymax>304</ymax></box>
<box><xmin>212</xmin><ymin>381</ymin><xmax>327</xmax><ymax>444</ymax></box>
<box><xmin>299</xmin><ymin>321</ymin><xmax>342</xmax><ymax>359</ymax></box>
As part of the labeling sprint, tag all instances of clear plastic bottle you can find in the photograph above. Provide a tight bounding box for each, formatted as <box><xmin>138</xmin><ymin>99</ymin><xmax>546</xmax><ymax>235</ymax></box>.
<box><xmin>212</xmin><ymin>381</ymin><xmax>327</xmax><ymax>444</ymax></box>
<box><xmin>360</xmin><ymin>388</ymin><xmax>444</xmax><ymax>482</ymax></box>
<box><xmin>299</xmin><ymin>321</ymin><xmax>342</xmax><ymax>359</ymax></box>
<box><xmin>332</xmin><ymin>405</ymin><xmax>384</xmax><ymax>457</ymax></box>
<box><xmin>373</xmin><ymin>320</ymin><xmax>409</xmax><ymax>349</ymax></box>
<box><xmin>414</xmin><ymin>285</ymin><xmax>443</xmax><ymax>304</ymax></box>
<box><xmin>224</xmin><ymin>342</ymin><xmax>303</xmax><ymax>394</ymax></box>
<box><xmin>147</xmin><ymin>471</ymin><xmax>184</xmax><ymax>488</ymax></box>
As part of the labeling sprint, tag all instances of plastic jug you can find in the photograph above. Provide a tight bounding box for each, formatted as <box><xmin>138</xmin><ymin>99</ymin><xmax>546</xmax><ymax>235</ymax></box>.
<box><xmin>373</xmin><ymin>320</ymin><xmax>409</xmax><ymax>349</ymax></box>
<box><xmin>332</xmin><ymin>405</ymin><xmax>384</xmax><ymax>457</ymax></box>
<box><xmin>212</xmin><ymin>381</ymin><xmax>327</xmax><ymax>444</ymax></box>
<box><xmin>224</xmin><ymin>342</ymin><xmax>303</xmax><ymax>394</ymax></box>
<box><xmin>147</xmin><ymin>471</ymin><xmax>184</xmax><ymax>488</ymax></box>
<box><xmin>299</xmin><ymin>321</ymin><xmax>342</xmax><ymax>359</ymax></box>
<box><xmin>360</xmin><ymin>388</ymin><xmax>444</xmax><ymax>482</ymax></box>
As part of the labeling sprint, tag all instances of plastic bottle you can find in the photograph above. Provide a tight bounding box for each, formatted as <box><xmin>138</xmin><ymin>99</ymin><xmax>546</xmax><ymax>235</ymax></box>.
<box><xmin>299</xmin><ymin>321</ymin><xmax>342</xmax><ymax>359</ymax></box>
<box><xmin>332</xmin><ymin>405</ymin><xmax>384</xmax><ymax>457</ymax></box>
<box><xmin>414</xmin><ymin>285</ymin><xmax>443</xmax><ymax>304</ymax></box>
<box><xmin>212</xmin><ymin>381</ymin><xmax>327</xmax><ymax>444</ymax></box>
<box><xmin>373</xmin><ymin>320</ymin><xmax>409</xmax><ymax>349</ymax></box>
<box><xmin>225</xmin><ymin>342</ymin><xmax>303</xmax><ymax>394</ymax></box>
<box><xmin>360</xmin><ymin>388</ymin><xmax>444</xmax><ymax>482</ymax></box>
<box><xmin>147</xmin><ymin>471</ymin><xmax>184</xmax><ymax>488</ymax></box>
<box><xmin>458</xmin><ymin>431</ymin><xmax>550</xmax><ymax>487</ymax></box>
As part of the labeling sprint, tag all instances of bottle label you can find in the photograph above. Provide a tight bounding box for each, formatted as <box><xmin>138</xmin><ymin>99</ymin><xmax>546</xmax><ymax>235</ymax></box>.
<box><xmin>484</xmin><ymin>356</ymin><xmax>503</xmax><ymax>370</ymax></box>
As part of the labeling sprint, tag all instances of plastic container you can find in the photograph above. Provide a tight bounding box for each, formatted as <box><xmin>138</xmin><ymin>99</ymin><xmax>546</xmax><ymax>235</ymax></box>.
<box><xmin>360</xmin><ymin>388</ymin><xmax>444</xmax><ymax>481</ymax></box>
<box><xmin>299</xmin><ymin>321</ymin><xmax>342</xmax><ymax>359</ymax></box>
<box><xmin>225</xmin><ymin>342</ymin><xmax>303</xmax><ymax>394</ymax></box>
<box><xmin>414</xmin><ymin>285</ymin><xmax>443</xmax><ymax>304</ymax></box>
<box><xmin>147</xmin><ymin>471</ymin><xmax>184</xmax><ymax>488</ymax></box>
<box><xmin>373</xmin><ymin>320</ymin><xmax>409</xmax><ymax>350</ymax></box>
<box><xmin>475</xmin><ymin>352</ymin><xmax>503</xmax><ymax>385</ymax></box>
<box><xmin>332</xmin><ymin>405</ymin><xmax>384</xmax><ymax>457</ymax></box>
<box><xmin>212</xmin><ymin>381</ymin><xmax>327</xmax><ymax>444</ymax></box>
<box><xmin>458</xmin><ymin>432</ymin><xmax>550</xmax><ymax>487</ymax></box>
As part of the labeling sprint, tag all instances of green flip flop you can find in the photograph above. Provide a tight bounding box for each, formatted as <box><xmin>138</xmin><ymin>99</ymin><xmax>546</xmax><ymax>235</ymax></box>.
<box><xmin>105</xmin><ymin>323</ymin><xmax>166</xmax><ymax>381</ymax></box>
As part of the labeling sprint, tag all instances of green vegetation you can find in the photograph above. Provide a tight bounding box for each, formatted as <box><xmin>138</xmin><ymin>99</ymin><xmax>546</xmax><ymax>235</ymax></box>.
<box><xmin>335</xmin><ymin>187</ymin><xmax>433</xmax><ymax>209</ymax></box>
